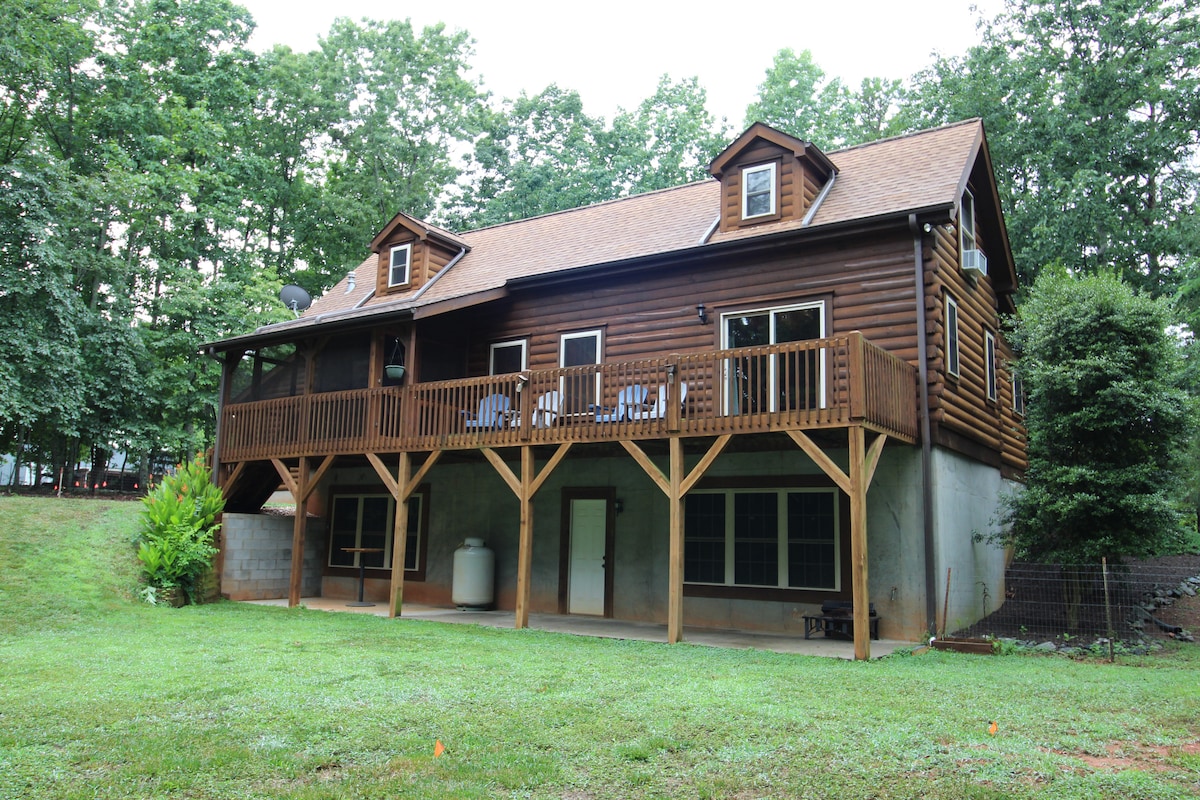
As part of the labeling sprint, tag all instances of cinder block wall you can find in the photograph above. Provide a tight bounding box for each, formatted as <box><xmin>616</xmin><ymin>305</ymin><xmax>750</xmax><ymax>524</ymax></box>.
<box><xmin>220</xmin><ymin>513</ymin><xmax>325</xmax><ymax>600</ymax></box>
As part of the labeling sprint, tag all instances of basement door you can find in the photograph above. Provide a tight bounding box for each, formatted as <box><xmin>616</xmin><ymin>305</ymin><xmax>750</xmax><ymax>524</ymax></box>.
<box><xmin>565</xmin><ymin>496</ymin><xmax>611</xmax><ymax>616</ymax></box>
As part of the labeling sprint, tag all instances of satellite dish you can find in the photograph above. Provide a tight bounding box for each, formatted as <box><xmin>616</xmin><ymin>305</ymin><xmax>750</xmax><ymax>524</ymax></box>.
<box><xmin>279</xmin><ymin>284</ymin><xmax>312</xmax><ymax>316</ymax></box>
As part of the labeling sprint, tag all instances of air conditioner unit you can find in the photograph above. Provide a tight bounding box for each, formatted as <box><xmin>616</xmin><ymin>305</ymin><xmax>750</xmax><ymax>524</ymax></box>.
<box><xmin>962</xmin><ymin>249</ymin><xmax>987</xmax><ymax>284</ymax></box>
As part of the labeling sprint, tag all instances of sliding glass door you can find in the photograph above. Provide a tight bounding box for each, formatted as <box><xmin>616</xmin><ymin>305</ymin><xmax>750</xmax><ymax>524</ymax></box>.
<box><xmin>723</xmin><ymin>303</ymin><xmax>825</xmax><ymax>414</ymax></box>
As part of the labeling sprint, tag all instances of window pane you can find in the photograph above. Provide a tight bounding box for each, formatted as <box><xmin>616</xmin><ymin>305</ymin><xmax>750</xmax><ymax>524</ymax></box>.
<box><xmin>562</xmin><ymin>334</ymin><xmax>598</xmax><ymax>367</ymax></box>
<box><xmin>733</xmin><ymin>492</ymin><xmax>778</xmax><ymax>586</ymax></box>
<box><xmin>360</xmin><ymin>497</ymin><xmax>390</xmax><ymax>568</ymax></box>
<box><xmin>561</xmin><ymin>332</ymin><xmax>601</xmax><ymax>414</ymax></box>
<box><xmin>685</xmin><ymin>494</ymin><xmax>726</xmax><ymax>583</ymax></box>
<box><xmin>390</xmin><ymin>246</ymin><xmax>409</xmax><ymax>285</ymax></box>
<box><xmin>745</xmin><ymin>192</ymin><xmax>771</xmax><ymax>217</ymax></box>
<box><xmin>329</xmin><ymin>497</ymin><xmax>359</xmax><ymax>566</ymax></box>
<box><xmin>405</xmin><ymin>496</ymin><xmax>422</xmax><ymax>571</ymax></box>
<box><xmin>490</xmin><ymin>342</ymin><xmax>525</xmax><ymax>375</ymax></box>
<box><xmin>946</xmin><ymin>299</ymin><xmax>960</xmax><ymax>376</ymax></box>
<box><xmin>787</xmin><ymin>492</ymin><xmax>836</xmax><ymax>589</ymax></box>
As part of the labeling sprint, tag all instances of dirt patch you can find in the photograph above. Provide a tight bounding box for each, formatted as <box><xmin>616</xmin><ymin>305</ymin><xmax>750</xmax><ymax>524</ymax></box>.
<box><xmin>1047</xmin><ymin>740</ymin><xmax>1200</xmax><ymax>774</ymax></box>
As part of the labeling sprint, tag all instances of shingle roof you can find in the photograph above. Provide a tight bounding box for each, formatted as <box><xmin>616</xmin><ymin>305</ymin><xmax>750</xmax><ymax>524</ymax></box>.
<box><xmin>251</xmin><ymin>119</ymin><xmax>986</xmax><ymax>340</ymax></box>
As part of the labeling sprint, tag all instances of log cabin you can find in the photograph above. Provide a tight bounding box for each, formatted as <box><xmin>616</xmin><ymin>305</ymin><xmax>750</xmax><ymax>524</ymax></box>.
<box><xmin>205</xmin><ymin>120</ymin><xmax>1026</xmax><ymax>659</ymax></box>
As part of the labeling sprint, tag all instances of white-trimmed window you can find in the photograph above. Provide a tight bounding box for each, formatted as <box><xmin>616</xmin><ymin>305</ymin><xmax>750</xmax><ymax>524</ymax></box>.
<box><xmin>946</xmin><ymin>294</ymin><xmax>961</xmax><ymax>378</ymax></box>
<box><xmin>1012</xmin><ymin>373</ymin><xmax>1025</xmax><ymax>416</ymax></box>
<box><xmin>489</xmin><ymin>339</ymin><xmax>527</xmax><ymax>375</ymax></box>
<box><xmin>985</xmin><ymin>330</ymin><xmax>998</xmax><ymax>403</ymax></box>
<box><xmin>741</xmin><ymin>163</ymin><xmax>777</xmax><ymax>219</ymax></box>
<box><xmin>960</xmin><ymin>190</ymin><xmax>977</xmax><ymax>261</ymax></box>
<box><xmin>388</xmin><ymin>244</ymin><xmax>411</xmax><ymax>287</ymax></box>
<box><xmin>327</xmin><ymin>491</ymin><xmax>426</xmax><ymax>576</ymax></box>
<box><xmin>721</xmin><ymin>301</ymin><xmax>826</xmax><ymax>413</ymax></box>
<box><xmin>560</xmin><ymin>329</ymin><xmax>603</xmax><ymax>414</ymax></box>
<box><xmin>684</xmin><ymin>488</ymin><xmax>839</xmax><ymax>590</ymax></box>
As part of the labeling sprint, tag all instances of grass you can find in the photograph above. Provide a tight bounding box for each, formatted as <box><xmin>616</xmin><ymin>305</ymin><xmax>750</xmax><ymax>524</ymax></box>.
<box><xmin>1</xmin><ymin>495</ymin><xmax>1198</xmax><ymax>799</ymax></box>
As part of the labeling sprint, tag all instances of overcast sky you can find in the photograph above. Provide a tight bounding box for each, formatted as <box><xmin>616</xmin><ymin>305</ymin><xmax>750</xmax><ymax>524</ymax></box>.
<box><xmin>236</xmin><ymin>0</ymin><xmax>1005</xmax><ymax>125</ymax></box>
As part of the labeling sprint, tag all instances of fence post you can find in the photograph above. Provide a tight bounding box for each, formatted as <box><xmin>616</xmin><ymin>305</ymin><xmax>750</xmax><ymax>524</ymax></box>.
<box><xmin>1102</xmin><ymin>557</ymin><xmax>1115</xmax><ymax>663</ymax></box>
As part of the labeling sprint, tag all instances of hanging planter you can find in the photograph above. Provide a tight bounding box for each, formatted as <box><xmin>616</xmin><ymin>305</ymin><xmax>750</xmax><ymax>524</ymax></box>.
<box><xmin>385</xmin><ymin>338</ymin><xmax>406</xmax><ymax>382</ymax></box>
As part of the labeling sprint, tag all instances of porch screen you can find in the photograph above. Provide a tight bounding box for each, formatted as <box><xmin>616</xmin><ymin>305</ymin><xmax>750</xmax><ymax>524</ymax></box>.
<box><xmin>683</xmin><ymin>488</ymin><xmax>838</xmax><ymax>591</ymax></box>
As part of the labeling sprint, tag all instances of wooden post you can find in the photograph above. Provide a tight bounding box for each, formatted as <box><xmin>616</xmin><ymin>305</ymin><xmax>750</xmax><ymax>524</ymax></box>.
<box><xmin>515</xmin><ymin>446</ymin><xmax>535</xmax><ymax>629</ymax></box>
<box><xmin>388</xmin><ymin>451</ymin><xmax>412</xmax><ymax>618</ymax></box>
<box><xmin>848</xmin><ymin>332</ymin><xmax>865</xmax><ymax>422</ymax></box>
<box><xmin>288</xmin><ymin>457</ymin><xmax>309</xmax><ymax>608</ymax></box>
<box><xmin>518</xmin><ymin>377</ymin><xmax>533</xmax><ymax>441</ymax></box>
<box><xmin>666</xmin><ymin>358</ymin><xmax>681</xmax><ymax>433</ymax></box>
<box><xmin>849</xmin><ymin>426</ymin><xmax>870</xmax><ymax>660</ymax></box>
<box><xmin>668</xmin><ymin>436</ymin><xmax>684</xmax><ymax>643</ymax></box>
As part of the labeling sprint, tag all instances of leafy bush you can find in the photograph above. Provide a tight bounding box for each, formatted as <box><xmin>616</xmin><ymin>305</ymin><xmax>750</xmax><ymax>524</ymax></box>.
<box><xmin>135</xmin><ymin>454</ymin><xmax>225</xmax><ymax>604</ymax></box>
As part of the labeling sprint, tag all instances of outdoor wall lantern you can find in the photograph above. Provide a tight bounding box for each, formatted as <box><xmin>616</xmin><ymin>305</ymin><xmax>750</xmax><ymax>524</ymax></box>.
<box><xmin>696</xmin><ymin>303</ymin><xmax>708</xmax><ymax>324</ymax></box>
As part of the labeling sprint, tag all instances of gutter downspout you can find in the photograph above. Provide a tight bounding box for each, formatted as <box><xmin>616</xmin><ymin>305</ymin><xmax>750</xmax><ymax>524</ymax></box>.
<box><xmin>909</xmin><ymin>214</ymin><xmax>938</xmax><ymax>638</ymax></box>
<box><xmin>411</xmin><ymin>245</ymin><xmax>468</xmax><ymax>302</ymax></box>
<box><xmin>801</xmin><ymin>172</ymin><xmax>837</xmax><ymax>227</ymax></box>
<box><xmin>347</xmin><ymin>243</ymin><xmax>468</xmax><ymax>314</ymax></box>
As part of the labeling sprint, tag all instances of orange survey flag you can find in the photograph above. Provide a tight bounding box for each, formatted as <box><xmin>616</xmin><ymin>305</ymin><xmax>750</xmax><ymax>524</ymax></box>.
<box><xmin>434</xmin><ymin>739</ymin><xmax>446</xmax><ymax>758</ymax></box>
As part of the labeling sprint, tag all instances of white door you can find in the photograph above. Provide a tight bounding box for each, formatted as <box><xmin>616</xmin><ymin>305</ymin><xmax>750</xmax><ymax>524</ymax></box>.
<box><xmin>568</xmin><ymin>498</ymin><xmax>608</xmax><ymax>615</ymax></box>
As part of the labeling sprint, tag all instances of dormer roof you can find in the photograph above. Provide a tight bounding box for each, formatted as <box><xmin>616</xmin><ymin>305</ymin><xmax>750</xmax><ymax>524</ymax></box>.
<box><xmin>708</xmin><ymin>122</ymin><xmax>837</xmax><ymax>181</ymax></box>
<box><xmin>370</xmin><ymin>211</ymin><xmax>470</xmax><ymax>253</ymax></box>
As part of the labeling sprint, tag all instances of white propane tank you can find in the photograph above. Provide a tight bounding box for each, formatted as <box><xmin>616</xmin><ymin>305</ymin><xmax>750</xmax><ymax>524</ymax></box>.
<box><xmin>452</xmin><ymin>537</ymin><xmax>495</xmax><ymax>609</ymax></box>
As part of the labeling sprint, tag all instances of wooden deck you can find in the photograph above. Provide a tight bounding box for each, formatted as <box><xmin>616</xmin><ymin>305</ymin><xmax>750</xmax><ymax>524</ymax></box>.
<box><xmin>218</xmin><ymin>333</ymin><xmax>918</xmax><ymax>463</ymax></box>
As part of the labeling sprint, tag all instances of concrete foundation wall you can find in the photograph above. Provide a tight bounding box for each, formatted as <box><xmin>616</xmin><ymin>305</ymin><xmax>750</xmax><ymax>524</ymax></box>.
<box><xmin>235</xmin><ymin>443</ymin><xmax>1009</xmax><ymax>641</ymax></box>
<box><xmin>929</xmin><ymin>449</ymin><xmax>1011</xmax><ymax>635</ymax></box>
<box><xmin>220</xmin><ymin>512</ymin><xmax>325</xmax><ymax>600</ymax></box>
<box><xmin>318</xmin><ymin>448</ymin><xmax>930</xmax><ymax>638</ymax></box>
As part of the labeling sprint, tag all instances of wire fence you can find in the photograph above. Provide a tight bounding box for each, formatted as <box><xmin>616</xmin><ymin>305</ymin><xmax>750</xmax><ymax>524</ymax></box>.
<box><xmin>952</xmin><ymin>559</ymin><xmax>1200</xmax><ymax>646</ymax></box>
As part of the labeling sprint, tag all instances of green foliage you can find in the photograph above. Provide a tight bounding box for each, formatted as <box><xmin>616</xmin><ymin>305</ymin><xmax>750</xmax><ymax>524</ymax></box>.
<box><xmin>999</xmin><ymin>268</ymin><xmax>1196</xmax><ymax>562</ymax></box>
<box><xmin>743</xmin><ymin>49</ymin><xmax>909</xmax><ymax>148</ymax></box>
<box><xmin>908</xmin><ymin>0</ymin><xmax>1200</xmax><ymax>294</ymax></box>
<box><xmin>136</xmin><ymin>454</ymin><xmax>224</xmax><ymax>603</ymax></box>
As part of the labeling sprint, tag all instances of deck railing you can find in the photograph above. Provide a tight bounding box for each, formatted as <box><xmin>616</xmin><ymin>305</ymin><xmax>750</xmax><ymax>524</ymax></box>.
<box><xmin>218</xmin><ymin>333</ymin><xmax>918</xmax><ymax>462</ymax></box>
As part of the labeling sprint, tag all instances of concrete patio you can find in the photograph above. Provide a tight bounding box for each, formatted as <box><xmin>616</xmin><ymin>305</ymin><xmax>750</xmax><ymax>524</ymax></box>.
<box><xmin>244</xmin><ymin>597</ymin><xmax>913</xmax><ymax>659</ymax></box>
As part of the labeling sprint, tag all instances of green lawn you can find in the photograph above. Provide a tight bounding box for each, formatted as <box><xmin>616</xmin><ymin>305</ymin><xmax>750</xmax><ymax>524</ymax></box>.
<box><xmin>1</xmin><ymin>496</ymin><xmax>1197</xmax><ymax>799</ymax></box>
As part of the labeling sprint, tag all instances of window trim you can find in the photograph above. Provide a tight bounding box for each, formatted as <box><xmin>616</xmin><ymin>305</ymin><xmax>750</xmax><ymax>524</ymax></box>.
<box><xmin>559</xmin><ymin>328</ymin><xmax>603</xmax><ymax>410</ymax></box>
<box><xmin>984</xmin><ymin>330</ymin><xmax>998</xmax><ymax>403</ymax></box>
<box><xmin>1012</xmin><ymin>372</ymin><xmax>1025</xmax><ymax>416</ymax></box>
<box><xmin>684</xmin><ymin>486</ymin><xmax>841</xmax><ymax>592</ymax></box>
<box><xmin>960</xmin><ymin>189</ymin><xmax>977</xmax><ymax>257</ymax></box>
<box><xmin>488</xmin><ymin>338</ymin><xmax>528</xmax><ymax>376</ymax></box>
<box><xmin>388</xmin><ymin>243</ymin><xmax>412</xmax><ymax>288</ymax></box>
<box><xmin>945</xmin><ymin>294</ymin><xmax>961</xmax><ymax>379</ymax></box>
<box><xmin>325</xmin><ymin>486</ymin><xmax>429</xmax><ymax>580</ymax></box>
<box><xmin>741</xmin><ymin>162</ymin><xmax>778</xmax><ymax>220</ymax></box>
<box><xmin>720</xmin><ymin>300</ymin><xmax>827</xmax><ymax>413</ymax></box>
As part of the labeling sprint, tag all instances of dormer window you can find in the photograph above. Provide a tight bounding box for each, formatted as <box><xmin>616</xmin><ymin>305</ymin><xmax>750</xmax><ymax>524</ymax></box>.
<box><xmin>388</xmin><ymin>244</ymin><xmax>411</xmax><ymax>287</ymax></box>
<box><xmin>742</xmin><ymin>163</ymin><xmax>777</xmax><ymax>219</ymax></box>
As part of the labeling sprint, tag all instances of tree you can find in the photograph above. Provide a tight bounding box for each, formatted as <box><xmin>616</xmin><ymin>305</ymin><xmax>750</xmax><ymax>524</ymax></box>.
<box><xmin>1000</xmin><ymin>267</ymin><xmax>1195</xmax><ymax>563</ymax></box>
<box><xmin>314</xmin><ymin>17</ymin><xmax>485</xmax><ymax>272</ymax></box>
<box><xmin>609</xmin><ymin>75</ymin><xmax>729</xmax><ymax>194</ymax></box>
<box><xmin>908</xmin><ymin>0</ymin><xmax>1200</xmax><ymax>294</ymax></box>
<box><xmin>744</xmin><ymin>49</ymin><xmax>847</xmax><ymax>146</ymax></box>
<box><xmin>448</xmin><ymin>85</ymin><xmax>616</xmax><ymax>228</ymax></box>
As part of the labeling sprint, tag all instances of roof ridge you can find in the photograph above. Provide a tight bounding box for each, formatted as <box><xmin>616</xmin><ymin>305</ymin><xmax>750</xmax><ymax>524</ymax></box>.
<box><xmin>829</xmin><ymin>117</ymin><xmax>982</xmax><ymax>157</ymax></box>
<box><xmin>460</xmin><ymin>179</ymin><xmax>716</xmax><ymax>236</ymax></box>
